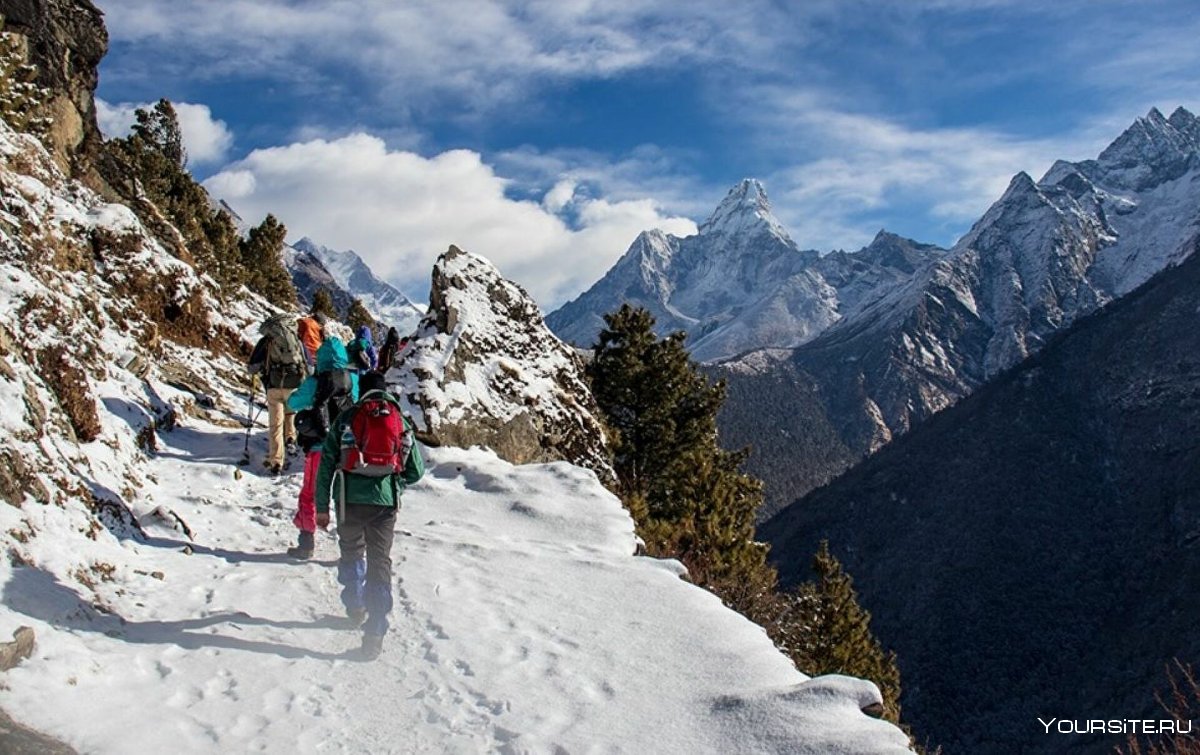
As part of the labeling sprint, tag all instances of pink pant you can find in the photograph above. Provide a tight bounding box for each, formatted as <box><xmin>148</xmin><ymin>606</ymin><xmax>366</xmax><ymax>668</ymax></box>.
<box><xmin>294</xmin><ymin>450</ymin><xmax>322</xmax><ymax>533</ymax></box>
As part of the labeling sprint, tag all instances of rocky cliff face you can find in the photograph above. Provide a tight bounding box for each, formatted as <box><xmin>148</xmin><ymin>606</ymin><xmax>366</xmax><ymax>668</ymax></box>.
<box><xmin>1</xmin><ymin>0</ymin><xmax>106</xmax><ymax>179</ymax></box>
<box><xmin>761</xmin><ymin>236</ymin><xmax>1200</xmax><ymax>753</ymax></box>
<box><xmin>717</xmin><ymin>107</ymin><xmax>1200</xmax><ymax>517</ymax></box>
<box><xmin>387</xmin><ymin>246</ymin><xmax>615</xmax><ymax>485</ymax></box>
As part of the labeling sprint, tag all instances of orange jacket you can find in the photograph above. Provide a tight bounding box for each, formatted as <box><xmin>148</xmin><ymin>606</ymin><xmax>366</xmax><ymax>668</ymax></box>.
<box><xmin>296</xmin><ymin>317</ymin><xmax>322</xmax><ymax>364</ymax></box>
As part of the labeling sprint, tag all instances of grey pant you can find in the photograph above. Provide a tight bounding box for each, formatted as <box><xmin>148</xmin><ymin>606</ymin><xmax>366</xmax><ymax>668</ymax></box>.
<box><xmin>337</xmin><ymin>504</ymin><xmax>397</xmax><ymax>587</ymax></box>
<box><xmin>336</xmin><ymin>504</ymin><xmax>397</xmax><ymax>636</ymax></box>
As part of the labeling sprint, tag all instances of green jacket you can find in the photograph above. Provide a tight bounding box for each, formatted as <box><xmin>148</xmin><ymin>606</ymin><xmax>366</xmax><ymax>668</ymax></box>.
<box><xmin>315</xmin><ymin>390</ymin><xmax>424</xmax><ymax>514</ymax></box>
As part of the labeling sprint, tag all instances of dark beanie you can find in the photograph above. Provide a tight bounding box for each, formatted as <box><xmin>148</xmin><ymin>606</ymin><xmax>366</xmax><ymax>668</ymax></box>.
<box><xmin>360</xmin><ymin>371</ymin><xmax>387</xmax><ymax>394</ymax></box>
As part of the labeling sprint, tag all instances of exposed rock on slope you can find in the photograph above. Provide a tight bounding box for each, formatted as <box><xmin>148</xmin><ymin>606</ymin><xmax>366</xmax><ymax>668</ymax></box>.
<box><xmin>1</xmin><ymin>0</ymin><xmax>106</xmax><ymax>178</ymax></box>
<box><xmin>761</xmin><ymin>236</ymin><xmax>1200</xmax><ymax>753</ymax></box>
<box><xmin>387</xmin><ymin>246</ymin><xmax>616</xmax><ymax>485</ymax></box>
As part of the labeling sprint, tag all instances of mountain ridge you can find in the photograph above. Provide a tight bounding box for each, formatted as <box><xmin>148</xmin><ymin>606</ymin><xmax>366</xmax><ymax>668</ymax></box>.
<box><xmin>714</xmin><ymin>106</ymin><xmax>1200</xmax><ymax>517</ymax></box>
<box><xmin>760</xmin><ymin>232</ymin><xmax>1200</xmax><ymax>753</ymax></box>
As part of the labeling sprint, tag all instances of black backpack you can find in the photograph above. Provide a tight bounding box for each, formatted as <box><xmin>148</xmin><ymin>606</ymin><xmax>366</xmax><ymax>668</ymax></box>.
<box><xmin>347</xmin><ymin>339</ymin><xmax>371</xmax><ymax>370</ymax></box>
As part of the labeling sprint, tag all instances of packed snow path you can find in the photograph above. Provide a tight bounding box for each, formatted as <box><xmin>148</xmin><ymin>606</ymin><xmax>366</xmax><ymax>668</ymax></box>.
<box><xmin>0</xmin><ymin>415</ymin><xmax>909</xmax><ymax>754</ymax></box>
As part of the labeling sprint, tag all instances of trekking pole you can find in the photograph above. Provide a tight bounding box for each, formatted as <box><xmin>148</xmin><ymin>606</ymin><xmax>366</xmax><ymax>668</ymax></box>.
<box><xmin>239</xmin><ymin>376</ymin><xmax>264</xmax><ymax>466</ymax></box>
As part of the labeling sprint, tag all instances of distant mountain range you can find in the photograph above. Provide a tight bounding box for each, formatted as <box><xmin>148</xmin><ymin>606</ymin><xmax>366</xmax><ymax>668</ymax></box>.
<box><xmin>547</xmin><ymin>179</ymin><xmax>942</xmax><ymax>363</ymax></box>
<box><xmin>761</xmin><ymin>233</ymin><xmax>1200</xmax><ymax>753</ymax></box>
<box><xmin>290</xmin><ymin>237</ymin><xmax>424</xmax><ymax>334</ymax></box>
<box><xmin>214</xmin><ymin>197</ymin><xmax>424</xmax><ymax>333</ymax></box>
<box><xmin>550</xmin><ymin>107</ymin><xmax>1200</xmax><ymax>518</ymax></box>
<box><xmin>725</xmin><ymin>106</ymin><xmax>1200</xmax><ymax>517</ymax></box>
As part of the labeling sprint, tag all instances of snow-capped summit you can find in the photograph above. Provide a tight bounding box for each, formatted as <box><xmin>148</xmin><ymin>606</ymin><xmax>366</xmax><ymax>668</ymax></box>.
<box><xmin>717</xmin><ymin>105</ymin><xmax>1200</xmax><ymax>519</ymax></box>
<box><xmin>389</xmin><ymin>245</ymin><xmax>616</xmax><ymax>485</ymax></box>
<box><xmin>1091</xmin><ymin>106</ymin><xmax>1199</xmax><ymax>191</ymax></box>
<box><xmin>292</xmin><ymin>237</ymin><xmax>424</xmax><ymax>334</ymax></box>
<box><xmin>698</xmin><ymin>178</ymin><xmax>792</xmax><ymax>245</ymax></box>
<box><xmin>548</xmin><ymin>179</ymin><xmax>937</xmax><ymax>362</ymax></box>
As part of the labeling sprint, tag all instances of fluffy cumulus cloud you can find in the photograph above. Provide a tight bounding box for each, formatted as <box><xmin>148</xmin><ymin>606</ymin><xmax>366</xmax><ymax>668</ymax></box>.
<box><xmin>95</xmin><ymin>99</ymin><xmax>234</xmax><ymax>165</ymax></box>
<box><xmin>203</xmin><ymin>134</ymin><xmax>696</xmax><ymax>308</ymax></box>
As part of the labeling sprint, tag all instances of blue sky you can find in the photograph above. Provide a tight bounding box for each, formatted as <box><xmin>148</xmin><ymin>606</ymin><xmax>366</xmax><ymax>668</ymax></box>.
<box><xmin>92</xmin><ymin>0</ymin><xmax>1200</xmax><ymax>307</ymax></box>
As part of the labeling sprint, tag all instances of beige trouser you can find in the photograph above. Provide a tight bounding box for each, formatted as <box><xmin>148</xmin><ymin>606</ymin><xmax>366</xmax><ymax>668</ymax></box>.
<box><xmin>266</xmin><ymin>387</ymin><xmax>296</xmax><ymax>467</ymax></box>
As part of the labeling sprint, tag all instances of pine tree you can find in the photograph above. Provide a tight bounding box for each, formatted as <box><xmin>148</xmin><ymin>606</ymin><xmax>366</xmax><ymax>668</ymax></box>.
<box><xmin>310</xmin><ymin>287</ymin><xmax>337</xmax><ymax>320</ymax></box>
<box><xmin>780</xmin><ymin>540</ymin><xmax>903</xmax><ymax>720</ymax></box>
<box><xmin>588</xmin><ymin>305</ymin><xmax>724</xmax><ymax>510</ymax></box>
<box><xmin>587</xmin><ymin>304</ymin><xmax>768</xmax><ymax>593</ymax></box>
<box><xmin>588</xmin><ymin>305</ymin><xmax>909</xmax><ymax>730</ymax></box>
<box><xmin>132</xmin><ymin>98</ymin><xmax>186</xmax><ymax>167</ymax></box>
<box><xmin>239</xmin><ymin>214</ymin><xmax>297</xmax><ymax>309</ymax></box>
<box><xmin>98</xmin><ymin>98</ymin><xmax>243</xmax><ymax>292</ymax></box>
<box><xmin>346</xmin><ymin>297</ymin><xmax>374</xmax><ymax>332</ymax></box>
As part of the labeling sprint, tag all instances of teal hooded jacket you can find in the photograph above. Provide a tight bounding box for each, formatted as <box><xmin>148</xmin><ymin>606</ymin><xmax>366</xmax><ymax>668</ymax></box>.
<box><xmin>315</xmin><ymin>390</ymin><xmax>424</xmax><ymax>513</ymax></box>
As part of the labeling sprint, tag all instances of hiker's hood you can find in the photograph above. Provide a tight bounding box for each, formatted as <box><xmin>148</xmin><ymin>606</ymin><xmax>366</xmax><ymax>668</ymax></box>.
<box><xmin>357</xmin><ymin>326</ymin><xmax>373</xmax><ymax>343</ymax></box>
<box><xmin>316</xmin><ymin>336</ymin><xmax>349</xmax><ymax>372</ymax></box>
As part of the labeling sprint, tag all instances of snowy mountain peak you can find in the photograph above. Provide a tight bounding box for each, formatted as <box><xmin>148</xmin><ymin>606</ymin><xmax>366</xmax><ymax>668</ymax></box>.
<box><xmin>1168</xmin><ymin>106</ymin><xmax>1200</xmax><ymax>139</ymax></box>
<box><xmin>290</xmin><ymin>236</ymin><xmax>424</xmax><ymax>333</ymax></box>
<box><xmin>698</xmin><ymin>178</ymin><xmax>791</xmax><ymax>243</ymax></box>
<box><xmin>1096</xmin><ymin>106</ymin><xmax>1199</xmax><ymax>190</ymax></box>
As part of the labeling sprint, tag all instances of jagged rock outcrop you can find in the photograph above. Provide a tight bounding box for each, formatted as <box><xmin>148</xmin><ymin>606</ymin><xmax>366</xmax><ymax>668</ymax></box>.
<box><xmin>388</xmin><ymin>246</ymin><xmax>615</xmax><ymax>485</ymax></box>
<box><xmin>0</xmin><ymin>0</ymin><xmax>106</xmax><ymax>178</ymax></box>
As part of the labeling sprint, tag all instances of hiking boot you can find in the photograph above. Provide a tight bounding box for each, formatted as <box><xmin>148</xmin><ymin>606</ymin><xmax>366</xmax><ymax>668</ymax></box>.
<box><xmin>359</xmin><ymin>633</ymin><xmax>383</xmax><ymax>660</ymax></box>
<box><xmin>287</xmin><ymin>531</ymin><xmax>315</xmax><ymax>559</ymax></box>
<box><xmin>346</xmin><ymin>606</ymin><xmax>367</xmax><ymax>627</ymax></box>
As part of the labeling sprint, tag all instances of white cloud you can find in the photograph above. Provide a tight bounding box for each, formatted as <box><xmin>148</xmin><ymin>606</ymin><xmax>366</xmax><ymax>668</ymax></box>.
<box><xmin>722</xmin><ymin>89</ymin><xmax>1116</xmax><ymax>249</ymax></box>
<box><xmin>173</xmin><ymin>103</ymin><xmax>235</xmax><ymax>165</ymax></box>
<box><xmin>94</xmin><ymin>98</ymin><xmax>234</xmax><ymax>165</ymax></box>
<box><xmin>97</xmin><ymin>0</ymin><xmax>802</xmax><ymax>116</ymax></box>
<box><xmin>203</xmin><ymin>134</ymin><xmax>696</xmax><ymax>308</ymax></box>
<box><xmin>542</xmin><ymin>180</ymin><xmax>577</xmax><ymax>213</ymax></box>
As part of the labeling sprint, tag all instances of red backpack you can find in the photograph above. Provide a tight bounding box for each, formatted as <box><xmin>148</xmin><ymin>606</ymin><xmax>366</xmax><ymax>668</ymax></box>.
<box><xmin>340</xmin><ymin>396</ymin><xmax>406</xmax><ymax>477</ymax></box>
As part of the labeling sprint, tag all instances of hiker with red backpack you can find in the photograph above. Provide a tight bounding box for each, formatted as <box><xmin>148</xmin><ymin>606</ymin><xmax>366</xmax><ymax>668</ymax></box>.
<box><xmin>315</xmin><ymin>371</ymin><xmax>423</xmax><ymax>660</ymax></box>
<box><xmin>247</xmin><ymin>313</ymin><xmax>307</xmax><ymax>474</ymax></box>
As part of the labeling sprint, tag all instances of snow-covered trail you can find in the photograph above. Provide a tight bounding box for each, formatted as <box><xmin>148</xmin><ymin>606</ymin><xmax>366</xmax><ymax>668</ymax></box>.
<box><xmin>0</xmin><ymin>413</ymin><xmax>910</xmax><ymax>754</ymax></box>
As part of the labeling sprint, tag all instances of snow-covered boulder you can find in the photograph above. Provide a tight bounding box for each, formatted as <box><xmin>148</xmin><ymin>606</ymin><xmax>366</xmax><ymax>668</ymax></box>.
<box><xmin>388</xmin><ymin>245</ymin><xmax>616</xmax><ymax>486</ymax></box>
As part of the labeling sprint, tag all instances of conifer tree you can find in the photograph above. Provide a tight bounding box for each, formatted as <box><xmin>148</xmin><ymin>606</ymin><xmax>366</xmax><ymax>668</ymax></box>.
<box><xmin>99</xmin><ymin>98</ymin><xmax>243</xmax><ymax>291</ymax></box>
<box><xmin>781</xmin><ymin>540</ymin><xmax>903</xmax><ymax>719</ymax></box>
<box><xmin>310</xmin><ymin>287</ymin><xmax>337</xmax><ymax>320</ymax></box>
<box><xmin>239</xmin><ymin>214</ymin><xmax>297</xmax><ymax>308</ymax></box>
<box><xmin>587</xmin><ymin>304</ymin><xmax>767</xmax><ymax>592</ymax></box>
<box><xmin>346</xmin><ymin>298</ymin><xmax>375</xmax><ymax>332</ymax></box>
<box><xmin>132</xmin><ymin>98</ymin><xmax>186</xmax><ymax>167</ymax></box>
